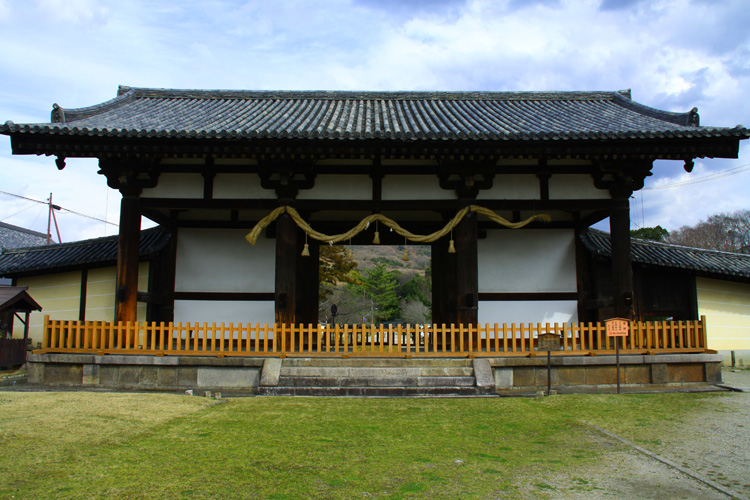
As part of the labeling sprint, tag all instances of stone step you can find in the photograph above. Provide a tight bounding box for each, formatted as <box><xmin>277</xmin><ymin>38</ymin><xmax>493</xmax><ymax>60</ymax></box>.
<box><xmin>281</xmin><ymin>358</ymin><xmax>473</xmax><ymax>368</ymax></box>
<box><xmin>279</xmin><ymin>366</ymin><xmax>474</xmax><ymax>378</ymax></box>
<box><xmin>258</xmin><ymin>385</ymin><xmax>493</xmax><ymax>397</ymax></box>
<box><xmin>277</xmin><ymin>376</ymin><xmax>477</xmax><ymax>388</ymax></box>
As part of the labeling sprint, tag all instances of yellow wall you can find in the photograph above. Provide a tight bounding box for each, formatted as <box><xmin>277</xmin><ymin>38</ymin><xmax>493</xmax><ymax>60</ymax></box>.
<box><xmin>15</xmin><ymin>271</ymin><xmax>82</xmax><ymax>343</ymax></box>
<box><xmin>13</xmin><ymin>262</ymin><xmax>149</xmax><ymax>345</ymax></box>
<box><xmin>697</xmin><ymin>277</ymin><xmax>750</xmax><ymax>351</ymax></box>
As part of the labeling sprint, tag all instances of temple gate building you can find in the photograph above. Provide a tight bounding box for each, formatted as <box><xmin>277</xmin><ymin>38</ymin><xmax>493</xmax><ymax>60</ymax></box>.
<box><xmin>2</xmin><ymin>87</ymin><xmax>748</xmax><ymax>394</ymax></box>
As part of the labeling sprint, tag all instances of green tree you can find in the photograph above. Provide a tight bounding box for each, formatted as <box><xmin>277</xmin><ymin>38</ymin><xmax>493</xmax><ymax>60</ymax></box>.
<box><xmin>399</xmin><ymin>273</ymin><xmax>431</xmax><ymax>308</ymax></box>
<box><xmin>355</xmin><ymin>263</ymin><xmax>401</xmax><ymax>322</ymax></box>
<box><xmin>319</xmin><ymin>245</ymin><xmax>359</xmax><ymax>302</ymax></box>
<box><xmin>630</xmin><ymin>226</ymin><xmax>669</xmax><ymax>242</ymax></box>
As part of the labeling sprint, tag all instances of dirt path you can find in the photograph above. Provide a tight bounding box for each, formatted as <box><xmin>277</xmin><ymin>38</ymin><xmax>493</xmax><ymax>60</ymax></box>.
<box><xmin>552</xmin><ymin>368</ymin><xmax>750</xmax><ymax>499</ymax></box>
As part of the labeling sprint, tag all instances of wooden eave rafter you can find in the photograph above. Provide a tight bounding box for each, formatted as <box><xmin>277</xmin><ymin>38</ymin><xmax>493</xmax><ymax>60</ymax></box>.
<box><xmin>138</xmin><ymin>197</ymin><xmax>617</xmax><ymax>212</ymax></box>
<box><xmin>8</xmin><ymin>134</ymin><xmax>744</xmax><ymax>164</ymax></box>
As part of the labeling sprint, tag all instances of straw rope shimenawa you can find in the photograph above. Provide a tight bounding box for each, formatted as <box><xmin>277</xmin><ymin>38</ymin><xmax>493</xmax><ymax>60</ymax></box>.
<box><xmin>245</xmin><ymin>205</ymin><xmax>551</xmax><ymax>255</ymax></box>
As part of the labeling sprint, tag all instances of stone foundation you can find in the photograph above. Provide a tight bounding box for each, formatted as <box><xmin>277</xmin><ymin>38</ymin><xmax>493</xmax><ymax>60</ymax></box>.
<box><xmin>489</xmin><ymin>353</ymin><xmax>723</xmax><ymax>394</ymax></box>
<box><xmin>26</xmin><ymin>352</ymin><xmax>723</xmax><ymax>395</ymax></box>
<box><xmin>28</xmin><ymin>353</ymin><xmax>264</xmax><ymax>393</ymax></box>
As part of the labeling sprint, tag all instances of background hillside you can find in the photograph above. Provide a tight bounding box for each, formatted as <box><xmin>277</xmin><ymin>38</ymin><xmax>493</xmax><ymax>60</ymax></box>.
<box><xmin>319</xmin><ymin>245</ymin><xmax>432</xmax><ymax>325</ymax></box>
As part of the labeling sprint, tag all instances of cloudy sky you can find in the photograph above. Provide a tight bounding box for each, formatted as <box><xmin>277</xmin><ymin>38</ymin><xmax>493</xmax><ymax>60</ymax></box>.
<box><xmin>1</xmin><ymin>0</ymin><xmax>748</xmax><ymax>242</ymax></box>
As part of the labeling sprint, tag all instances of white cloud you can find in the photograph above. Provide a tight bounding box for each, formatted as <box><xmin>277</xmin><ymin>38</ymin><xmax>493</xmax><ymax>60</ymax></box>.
<box><xmin>0</xmin><ymin>0</ymin><xmax>748</xmax><ymax>241</ymax></box>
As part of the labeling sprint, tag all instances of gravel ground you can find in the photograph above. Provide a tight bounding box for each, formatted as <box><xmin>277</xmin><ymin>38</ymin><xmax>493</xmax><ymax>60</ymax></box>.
<box><xmin>550</xmin><ymin>368</ymin><xmax>750</xmax><ymax>500</ymax></box>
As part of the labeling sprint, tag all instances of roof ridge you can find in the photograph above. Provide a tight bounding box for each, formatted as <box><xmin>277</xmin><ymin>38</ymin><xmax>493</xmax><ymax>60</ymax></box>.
<box><xmin>52</xmin><ymin>88</ymin><xmax>138</xmax><ymax>123</ymax></box>
<box><xmin>612</xmin><ymin>92</ymin><xmax>699</xmax><ymax>126</ymax></box>
<box><xmin>113</xmin><ymin>87</ymin><xmax>623</xmax><ymax>102</ymax></box>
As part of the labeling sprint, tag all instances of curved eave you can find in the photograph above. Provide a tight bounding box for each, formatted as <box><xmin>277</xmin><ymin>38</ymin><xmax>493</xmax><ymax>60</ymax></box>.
<box><xmin>3</xmin><ymin>120</ymin><xmax>748</xmax><ymax>143</ymax></box>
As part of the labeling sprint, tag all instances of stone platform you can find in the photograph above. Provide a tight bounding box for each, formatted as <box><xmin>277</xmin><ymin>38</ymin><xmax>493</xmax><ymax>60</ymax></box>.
<box><xmin>25</xmin><ymin>352</ymin><xmax>723</xmax><ymax>396</ymax></box>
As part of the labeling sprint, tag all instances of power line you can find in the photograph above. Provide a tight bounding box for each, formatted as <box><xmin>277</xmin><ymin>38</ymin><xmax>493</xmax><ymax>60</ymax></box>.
<box><xmin>644</xmin><ymin>162</ymin><xmax>750</xmax><ymax>190</ymax></box>
<box><xmin>0</xmin><ymin>190</ymin><xmax>118</xmax><ymax>226</ymax></box>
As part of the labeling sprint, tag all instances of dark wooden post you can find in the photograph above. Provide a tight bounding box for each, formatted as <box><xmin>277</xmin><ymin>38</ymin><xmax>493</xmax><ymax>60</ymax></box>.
<box><xmin>610</xmin><ymin>198</ymin><xmax>633</xmax><ymax>319</ymax></box>
<box><xmin>431</xmin><ymin>239</ymin><xmax>457</xmax><ymax>327</ymax></box>
<box><xmin>115</xmin><ymin>195</ymin><xmax>141</xmax><ymax>323</ymax></box>
<box><xmin>79</xmin><ymin>269</ymin><xmax>88</xmax><ymax>321</ymax></box>
<box><xmin>296</xmin><ymin>238</ymin><xmax>319</xmax><ymax>327</ymax></box>
<box><xmin>455</xmin><ymin>210</ymin><xmax>478</xmax><ymax>325</ymax></box>
<box><xmin>275</xmin><ymin>212</ymin><xmax>297</xmax><ymax>326</ymax></box>
<box><xmin>23</xmin><ymin>311</ymin><xmax>30</xmax><ymax>340</ymax></box>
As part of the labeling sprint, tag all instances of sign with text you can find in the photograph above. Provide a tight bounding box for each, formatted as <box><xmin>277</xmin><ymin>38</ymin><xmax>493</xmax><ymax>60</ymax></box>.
<box><xmin>537</xmin><ymin>333</ymin><xmax>561</xmax><ymax>351</ymax></box>
<box><xmin>605</xmin><ymin>318</ymin><xmax>630</xmax><ymax>337</ymax></box>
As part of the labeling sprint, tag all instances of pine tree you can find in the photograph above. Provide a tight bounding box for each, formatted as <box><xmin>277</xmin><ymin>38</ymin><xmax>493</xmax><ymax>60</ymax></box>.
<box><xmin>356</xmin><ymin>263</ymin><xmax>401</xmax><ymax>322</ymax></box>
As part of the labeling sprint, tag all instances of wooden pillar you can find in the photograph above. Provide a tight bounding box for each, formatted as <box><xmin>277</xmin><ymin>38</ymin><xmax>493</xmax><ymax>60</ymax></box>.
<box><xmin>79</xmin><ymin>269</ymin><xmax>88</xmax><ymax>321</ymax></box>
<box><xmin>455</xmin><ymin>210</ymin><xmax>478</xmax><ymax>325</ymax></box>
<box><xmin>275</xmin><ymin>212</ymin><xmax>297</xmax><ymax>325</ymax></box>
<box><xmin>23</xmin><ymin>311</ymin><xmax>30</xmax><ymax>340</ymax></box>
<box><xmin>296</xmin><ymin>238</ymin><xmax>319</xmax><ymax>326</ymax></box>
<box><xmin>147</xmin><ymin>230</ymin><xmax>177</xmax><ymax>323</ymax></box>
<box><xmin>115</xmin><ymin>195</ymin><xmax>141</xmax><ymax>323</ymax></box>
<box><xmin>610</xmin><ymin>198</ymin><xmax>633</xmax><ymax>319</ymax></box>
<box><xmin>431</xmin><ymin>240</ymin><xmax>457</xmax><ymax>326</ymax></box>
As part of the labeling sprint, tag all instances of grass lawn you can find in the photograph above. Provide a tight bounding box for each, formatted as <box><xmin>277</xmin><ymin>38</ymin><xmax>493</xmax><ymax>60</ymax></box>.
<box><xmin>0</xmin><ymin>391</ymin><xmax>724</xmax><ymax>499</ymax></box>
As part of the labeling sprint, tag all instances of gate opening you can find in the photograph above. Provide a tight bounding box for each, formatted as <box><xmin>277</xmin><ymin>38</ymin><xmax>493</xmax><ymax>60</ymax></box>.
<box><xmin>318</xmin><ymin>244</ymin><xmax>432</xmax><ymax>326</ymax></box>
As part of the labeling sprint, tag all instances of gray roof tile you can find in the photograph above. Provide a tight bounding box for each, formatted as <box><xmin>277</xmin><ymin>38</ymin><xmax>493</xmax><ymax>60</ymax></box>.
<box><xmin>0</xmin><ymin>222</ymin><xmax>48</xmax><ymax>250</ymax></box>
<box><xmin>581</xmin><ymin>230</ymin><xmax>750</xmax><ymax>281</ymax></box>
<box><xmin>3</xmin><ymin>87</ymin><xmax>748</xmax><ymax>143</ymax></box>
<box><xmin>0</xmin><ymin>227</ymin><xmax>171</xmax><ymax>277</ymax></box>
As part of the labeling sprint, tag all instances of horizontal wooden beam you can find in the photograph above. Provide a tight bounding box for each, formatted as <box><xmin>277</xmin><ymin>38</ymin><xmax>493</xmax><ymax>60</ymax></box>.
<box><xmin>154</xmin><ymin>163</ymin><xmax>599</xmax><ymax>175</ymax></box>
<box><xmin>173</xmin><ymin>292</ymin><xmax>274</xmax><ymax>301</ymax></box>
<box><xmin>479</xmin><ymin>292</ymin><xmax>579</xmax><ymax>301</ymax></box>
<box><xmin>139</xmin><ymin>197</ymin><xmax>616</xmax><ymax>212</ymax></box>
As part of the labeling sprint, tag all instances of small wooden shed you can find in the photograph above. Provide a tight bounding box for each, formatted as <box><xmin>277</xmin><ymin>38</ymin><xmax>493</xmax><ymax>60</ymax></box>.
<box><xmin>0</xmin><ymin>286</ymin><xmax>42</xmax><ymax>367</ymax></box>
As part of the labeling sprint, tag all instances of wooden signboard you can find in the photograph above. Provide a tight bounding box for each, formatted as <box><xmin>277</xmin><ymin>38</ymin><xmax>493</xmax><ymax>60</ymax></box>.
<box><xmin>605</xmin><ymin>318</ymin><xmax>630</xmax><ymax>337</ymax></box>
<box><xmin>537</xmin><ymin>333</ymin><xmax>561</xmax><ymax>352</ymax></box>
<box><xmin>605</xmin><ymin>317</ymin><xmax>629</xmax><ymax>394</ymax></box>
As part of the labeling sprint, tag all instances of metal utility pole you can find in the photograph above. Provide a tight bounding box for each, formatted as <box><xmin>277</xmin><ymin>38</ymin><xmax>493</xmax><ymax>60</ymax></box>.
<box><xmin>46</xmin><ymin>193</ymin><xmax>62</xmax><ymax>244</ymax></box>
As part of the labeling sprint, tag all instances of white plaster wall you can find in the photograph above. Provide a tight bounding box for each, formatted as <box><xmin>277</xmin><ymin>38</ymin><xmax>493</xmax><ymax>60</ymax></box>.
<box><xmin>141</xmin><ymin>173</ymin><xmax>204</xmax><ymax>198</ymax></box>
<box><xmin>382</xmin><ymin>175</ymin><xmax>453</xmax><ymax>200</ymax></box>
<box><xmin>298</xmin><ymin>175</ymin><xmax>371</xmax><ymax>200</ymax></box>
<box><xmin>213</xmin><ymin>173</ymin><xmax>273</xmax><ymax>199</ymax></box>
<box><xmin>175</xmin><ymin>228</ymin><xmax>274</xmax><ymax>293</ymax></box>
<box><xmin>477</xmin><ymin>229</ymin><xmax>577</xmax><ymax>292</ymax></box>
<box><xmin>478</xmin><ymin>300</ymin><xmax>579</xmax><ymax>325</ymax></box>
<box><xmin>476</xmin><ymin>175</ymin><xmax>539</xmax><ymax>200</ymax></box>
<box><xmin>173</xmin><ymin>300</ymin><xmax>275</xmax><ymax>328</ymax></box>
<box><xmin>549</xmin><ymin>175</ymin><xmax>610</xmax><ymax>200</ymax></box>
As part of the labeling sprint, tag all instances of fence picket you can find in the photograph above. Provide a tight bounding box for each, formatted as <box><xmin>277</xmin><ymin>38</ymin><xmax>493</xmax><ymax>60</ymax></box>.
<box><xmin>35</xmin><ymin>319</ymin><xmax>711</xmax><ymax>358</ymax></box>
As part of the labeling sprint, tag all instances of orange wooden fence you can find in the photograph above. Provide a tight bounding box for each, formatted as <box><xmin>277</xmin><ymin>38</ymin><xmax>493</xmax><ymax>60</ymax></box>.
<box><xmin>38</xmin><ymin>315</ymin><xmax>709</xmax><ymax>358</ymax></box>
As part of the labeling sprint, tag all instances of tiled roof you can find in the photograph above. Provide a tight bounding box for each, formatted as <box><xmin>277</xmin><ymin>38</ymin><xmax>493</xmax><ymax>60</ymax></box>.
<box><xmin>0</xmin><ymin>227</ymin><xmax>171</xmax><ymax>277</ymax></box>
<box><xmin>581</xmin><ymin>230</ymin><xmax>750</xmax><ymax>281</ymax></box>
<box><xmin>0</xmin><ymin>286</ymin><xmax>42</xmax><ymax>312</ymax></box>
<box><xmin>0</xmin><ymin>222</ymin><xmax>48</xmax><ymax>250</ymax></box>
<box><xmin>2</xmin><ymin>86</ymin><xmax>747</xmax><ymax>143</ymax></box>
